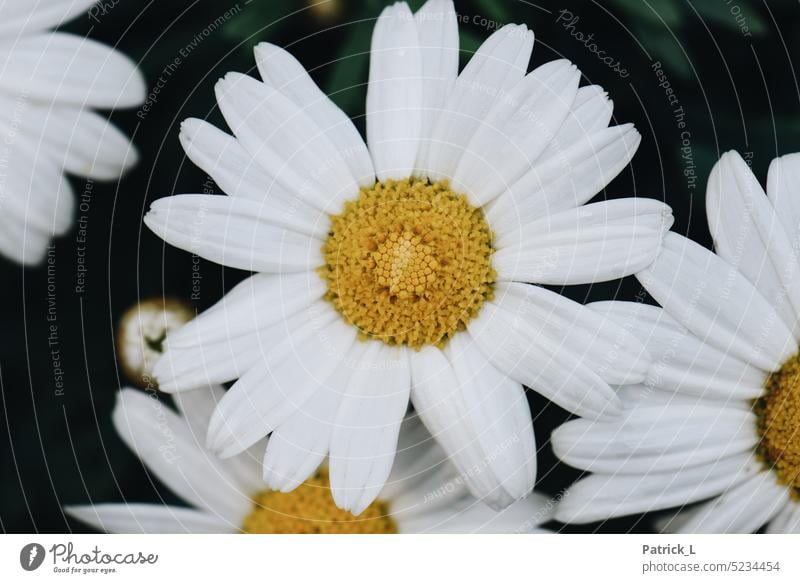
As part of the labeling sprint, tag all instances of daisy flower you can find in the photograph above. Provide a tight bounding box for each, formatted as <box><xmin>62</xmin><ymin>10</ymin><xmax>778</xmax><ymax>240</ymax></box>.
<box><xmin>0</xmin><ymin>0</ymin><xmax>145</xmax><ymax>264</ymax></box>
<box><xmin>145</xmin><ymin>0</ymin><xmax>669</xmax><ymax>513</ymax></box>
<box><xmin>554</xmin><ymin>151</ymin><xmax>800</xmax><ymax>533</ymax></box>
<box><xmin>66</xmin><ymin>388</ymin><xmax>556</xmax><ymax>533</ymax></box>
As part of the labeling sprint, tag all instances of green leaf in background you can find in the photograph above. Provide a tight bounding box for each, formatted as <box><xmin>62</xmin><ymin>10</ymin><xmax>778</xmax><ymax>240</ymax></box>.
<box><xmin>472</xmin><ymin>0</ymin><xmax>511</xmax><ymax>25</ymax></box>
<box><xmin>608</xmin><ymin>0</ymin><xmax>684</xmax><ymax>28</ymax></box>
<box><xmin>691</xmin><ymin>0</ymin><xmax>767</xmax><ymax>37</ymax></box>
<box><xmin>222</xmin><ymin>0</ymin><xmax>295</xmax><ymax>52</ymax></box>
<box><xmin>326</xmin><ymin>21</ymin><xmax>372</xmax><ymax>119</ymax></box>
<box><xmin>641</xmin><ymin>26</ymin><xmax>694</xmax><ymax>79</ymax></box>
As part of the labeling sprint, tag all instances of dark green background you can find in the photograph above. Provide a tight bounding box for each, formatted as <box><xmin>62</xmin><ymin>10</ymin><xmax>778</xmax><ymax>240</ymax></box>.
<box><xmin>2</xmin><ymin>0</ymin><xmax>798</xmax><ymax>533</ymax></box>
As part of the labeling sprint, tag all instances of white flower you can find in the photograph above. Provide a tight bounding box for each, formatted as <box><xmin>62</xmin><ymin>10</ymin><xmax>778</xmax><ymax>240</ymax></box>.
<box><xmin>554</xmin><ymin>151</ymin><xmax>800</xmax><ymax>533</ymax></box>
<box><xmin>145</xmin><ymin>0</ymin><xmax>668</xmax><ymax>514</ymax></box>
<box><xmin>0</xmin><ymin>0</ymin><xmax>145</xmax><ymax>264</ymax></box>
<box><xmin>66</xmin><ymin>388</ymin><xmax>556</xmax><ymax>533</ymax></box>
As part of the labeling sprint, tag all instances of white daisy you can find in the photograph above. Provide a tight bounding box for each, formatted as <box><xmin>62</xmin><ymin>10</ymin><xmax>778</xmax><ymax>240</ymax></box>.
<box><xmin>66</xmin><ymin>387</ymin><xmax>556</xmax><ymax>533</ymax></box>
<box><xmin>553</xmin><ymin>150</ymin><xmax>800</xmax><ymax>533</ymax></box>
<box><xmin>0</xmin><ymin>0</ymin><xmax>145</xmax><ymax>264</ymax></box>
<box><xmin>145</xmin><ymin>0</ymin><xmax>669</xmax><ymax>514</ymax></box>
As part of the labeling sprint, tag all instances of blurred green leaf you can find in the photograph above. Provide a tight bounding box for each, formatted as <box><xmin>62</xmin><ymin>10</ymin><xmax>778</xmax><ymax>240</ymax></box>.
<box><xmin>472</xmin><ymin>0</ymin><xmax>511</xmax><ymax>24</ymax></box>
<box><xmin>222</xmin><ymin>0</ymin><xmax>294</xmax><ymax>52</ymax></box>
<box><xmin>642</xmin><ymin>26</ymin><xmax>693</xmax><ymax>79</ymax></box>
<box><xmin>692</xmin><ymin>0</ymin><xmax>768</xmax><ymax>36</ymax></box>
<box><xmin>326</xmin><ymin>22</ymin><xmax>372</xmax><ymax>118</ymax></box>
<box><xmin>608</xmin><ymin>0</ymin><xmax>683</xmax><ymax>28</ymax></box>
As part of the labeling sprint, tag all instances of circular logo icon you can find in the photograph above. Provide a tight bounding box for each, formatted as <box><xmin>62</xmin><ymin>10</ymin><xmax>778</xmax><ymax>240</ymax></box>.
<box><xmin>19</xmin><ymin>543</ymin><xmax>46</xmax><ymax>571</ymax></box>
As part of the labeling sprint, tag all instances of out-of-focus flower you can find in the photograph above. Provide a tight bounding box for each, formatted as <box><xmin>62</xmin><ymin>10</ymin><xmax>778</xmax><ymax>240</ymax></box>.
<box><xmin>0</xmin><ymin>1</ymin><xmax>145</xmax><ymax>264</ymax></box>
<box><xmin>116</xmin><ymin>297</ymin><xmax>194</xmax><ymax>388</ymax></box>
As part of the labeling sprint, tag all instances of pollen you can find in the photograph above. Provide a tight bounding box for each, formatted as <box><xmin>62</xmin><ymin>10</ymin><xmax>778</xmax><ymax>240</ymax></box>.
<box><xmin>241</xmin><ymin>469</ymin><xmax>397</xmax><ymax>534</ymax></box>
<box><xmin>320</xmin><ymin>178</ymin><xmax>495</xmax><ymax>349</ymax></box>
<box><xmin>756</xmin><ymin>352</ymin><xmax>800</xmax><ymax>496</ymax></box>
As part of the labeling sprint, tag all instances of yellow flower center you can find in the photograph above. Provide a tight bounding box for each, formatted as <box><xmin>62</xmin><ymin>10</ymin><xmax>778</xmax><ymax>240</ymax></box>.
<box><xmin>756</xmin><ymin>352</ymin><xmax>800</xmax><ymax>496</ymax></box>
<box><xmin>321</xmin><ymin>179</ymin><xmax>495</xmax><ymax>349</ymax></box>
<box><xmin>241</xmin><ymin>470</ymin><xmax>397</xmax><ymax>534</ymax></box>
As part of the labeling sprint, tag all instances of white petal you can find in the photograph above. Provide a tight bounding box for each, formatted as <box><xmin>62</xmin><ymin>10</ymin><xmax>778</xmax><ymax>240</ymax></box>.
<box><xmin>409</xmin><ymin>346</ymin><xmax>516</xmax><ymax>509</ymax></box>
<box><xmin>144</xmin><ymin>194</ymin><xmax>324</xmax><ymax>273</ymax></box>
<box><xmin>0</xmin><ymin>33</ymin><xmax>145</xmax><ymax>107</ymax></box>
<box><xmin>493</xmin><ymin>198</ymin><xmax>673</xmax><ymax>284</ymax></box>
<box><xmin>486</xmin><ymin>124</ymin><xmax>640</xmax><ymax>231</ymax></box>
<box><xmin>424</xmin><ymin>24</ymin><xmax>534</xmax><ymax>181</ymax></box>
<box><xmin>707</xmin><ymin>151</ymin><xmax>800</xmax><ymax>336</ymax></box>
<box><xmin>166</xmin><ymin>273</ymin><xmax>326</xmax><ymax>349</ymax></box>
<box><xmin>637</xmin><ymin>232</ymin><xmax>795</xmax><ymax>370</ymax></box>
<box><xmin>665</xmin><ymin>472</ymin><xmax>788</xmax><ymax>533</ymax></box>
<box><xmin>452</xmin><ymin>60</ymin><xmax>580</xmax><ymax>206</ymax></box>
<box><xmin>767</xmin><ymin>152</ymin><xmax>800</xmax><ymax>251</ymax></box>
<box><xmin>539</xmin><ymin>85</ymin><xmax>613</xmax><ymax>160</ymax></box>
<box><xmin>445</xmin><ymin>333</ymin><xmax>536</xmax><ymax>500</ymax></box>
<box><xmin>0</xmin><ymin>0</ymin><xmax>96</xmax><ymax>37</ymax></box>
<box><xmin>215</xmin><ymin>73</ymin><xmax>357</xmax><ymax>213</ymax></box>
<box><xmin>178</xmin><ymin>119</ymin><xmax>329</xmax><ymax>238</ymax></box>
<box><xmin>552</xmin><ymin>402</ymin><xmax>758</xmax><ymax>474</ymax></box>
<box><xmin>0</xmin><ymin>213</ymin><xmax>53</xmax><ymax>265</ymax></box>
<box><xmin>112</xmin><ymin>389</ymin><xmax>252</xmax><ymax>525</ymax></box>
<box><xmin>399</xmin><ymin>493</ymin><xmax>554</xmax><ymax>533</ymax></box>
<box><xmin>65</xmin><ymin>504</ymin><xmax>233</xmax><ymax>534</ymax></box>
<box><xmin>412</xmin><ymin>0</ymin><xmax>459</xmax><ymax>177</ymax></box>
<box><xmin>366</xmin><ymin>2</ymin><xmax>423</xmax><ymax>181</ymax></box>
<box><xmin>329</xmin><ymin>342</ymin><xmax>411</xmax><ymax>515</ymax></box>
<box><xmin>261</xmin><ymin>344</ymin><xmax>357</xmax><ymax>492</ymax></box>
<box><xmin>492</xmin><ymin>282</ymin><xmax>649</xmax><ymax>386</ymax></box>
<box><xmin>468</xmin><ymin>286</ymin><xmax>624</xmax><ymax>418</ymax></box>
<box><xmin>207</xmin><ymin>311</ymin><xmax>355</xmax><ymax>458</ymax></box>
<box><xmin>0</xmin><ymin>97</ymin><xmax>138</xmax><ymax>180</ymax></box>
<box><xmin>766</xmin><ymin>502</ymin><xmax>800</xmax><ymax>533</ymax></box>
<box><xmin>590</xmin><ymin>301</ymin><xmax>767</xmax><ymax>399</ymax></box>
<box><xmin>556</xmin><ymin>453</ymin><xmax>761</xmax><ymax>523</ymax></box>
<box><xmin>254</xmin><ymin>43</ymin><xmax>375</xmax><ymax>186</ymax></box>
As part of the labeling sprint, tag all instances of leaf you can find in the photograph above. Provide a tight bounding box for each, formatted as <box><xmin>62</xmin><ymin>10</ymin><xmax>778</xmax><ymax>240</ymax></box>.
<box><xmin>692</xmin><ymin>0</ymin><xmax>768</xmax><ymax>37</ymax></box>
<box><xmin>642</xmin><ymin>26</ymin><xmax>693</xmax><ymax>79</ymax></box>
<box><xmin>608</xmin><ymin>0</ymin><xmax>683</xmax><ymax>28</ymax></box>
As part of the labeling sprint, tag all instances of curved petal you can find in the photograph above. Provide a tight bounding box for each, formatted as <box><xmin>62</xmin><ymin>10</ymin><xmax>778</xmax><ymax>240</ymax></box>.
<box><xmin>539</xmin><ymin>84</ymin><xmax>613</xmax><ymax>160</ymax></box>
<box><xmin>636</xmin><ymin>232</ymin><xmax>795</xmax><ymax>371</ymax></box>
<box><xmin>424</xmin><ymin>24</ymin><xmax>534</xmax><ymax>181</ymax></box>
<box><xmin>206</xmin><ymin>310</ymin><xmax>354</xmax><ymax>458</ymax></box>
<box><xmin>665</xmin><ymin>472</ymin><xmax>788</xmax><ymax>533</ymax></box>
<box><xmin>0</xmin><ymin>33</ymin><xmax>145</xmax><ymax>107</ymax></box>
<box><xmin>409</xmin><ymin>345</ymin><xmax>515</xmax><ymax>509</ymax></box>
<box><xmin>112</xmin><ymin>389</ymin><xmax>252</xmax><ymax>526</ymax></box>
<box><xmin>65</xmin><ymin>504</ymin><xmax>233</xmax><ymax>534</ymax></box>
<box><xmin>493</xmin><ymin>198</ymin><xmax>673</xmax><ymax>284</ymax></box>
<box><xmin>468</xmin><ymin>285</ymin><xmax>626</xmax><ymax>418</ymax></box>
<box><xmin>178</xmin><ymin>119</ymin><xmax>329</xmax><ymax>238</ymax></box>
<box><xmin>707</xmin><ymin>151</ymin><xmax>800</xmax><ymax>336</ymax></box>
<box><xmin>766</xmin><ymin>502</ymin><xmax>800</xmax><ymax>533</ymax></box>
<box><xmin>486</xmin><ymin>124</ymin><xmax>640</xmax><ymax>232</ymax></box>
<box><xmin>556</xmin><ymin>453</ymin><xmax>761</xmax><ymax>524</ymax></box>
<box><xmin>254</xmin><ymin>42</ymin><xmax>375</xmax><ymax>187</ymax></box>
<box><xmin>215</xmin><ymin>73</ymin><xmax>357</xmax><ymax>213</ymax></box>
<box><xmin>412</xmin><ymin>0</ymin><xmax>459</xmax><ymax>177</ymax></box>
<box><xmin>329</xmin><ymin>342</ymin><xmax>411</xmax><ymax>515</ymax></box>
<box><xmin>590</xmin><ymin>301</ymin><xmax>767</xmax><ymax>399</ymax></box>
<box><xmin>452</xmin><ymin>60</ymin><xmax>580</xmax><ymax>206</ymax></box>
<box><xmin>366</xmin><ymin>2</ymin><xmax>423</xmax><ymax>181</ymax></box>
<box><xmin>552</xmin><ymin>402</ymin><xmax>758</xmax><ymax>474</ymax></box>
<box><xmin>144</xmin><ymin>194</ymin><xmax>324</xmax><ymax>273</ymax></box>
<box><xmin>767</xmin><ymin>152</ymin><xmax>800</xmax><ymax>250</ymax></box>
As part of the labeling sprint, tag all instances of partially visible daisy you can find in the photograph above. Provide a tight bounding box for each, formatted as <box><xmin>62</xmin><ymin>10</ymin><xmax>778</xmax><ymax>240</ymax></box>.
<box><xmin>66</xmin><ymin>388</ymin><xmax>556</xmax><ymax>533</ymax></box>
<box><xmin>554</xmin><ymin>151</ymin><xmax>800</xmax><ymax>533</ymax></box>
<box><xmin>145</xmin><ymin>0</ymin><xmax>668</xmax><ymax>513</ymax></box>
<box><xmin>0</xmin><ymin>0</ymin><xmax>145</xmax><ymax>264</ymax></box>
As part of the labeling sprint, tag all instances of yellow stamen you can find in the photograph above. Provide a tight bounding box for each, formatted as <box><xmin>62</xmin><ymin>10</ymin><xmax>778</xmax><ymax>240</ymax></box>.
<box><xmin>320</xmin><ymin>178</ymin><xmax>495</xmax><ymax>349</ymax></box>
<box><xmin>756</xmin><ymin>352</ymin><xmax>800</xmax><ymax>497</ymax></box>
<box><xmin>241</xmin><ymin>469</ymin><xmax>397</xmax><ymax>534</ymax></box>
